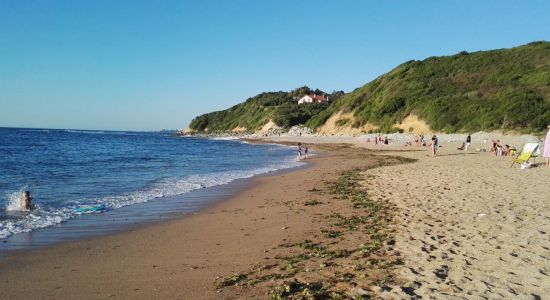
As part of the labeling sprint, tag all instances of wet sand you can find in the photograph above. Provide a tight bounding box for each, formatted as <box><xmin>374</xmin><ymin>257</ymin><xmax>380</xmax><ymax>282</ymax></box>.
<box><xmin>0</xmin><ymin>144</ymin><xmax>399</xmax><ymax>299</ymax></box>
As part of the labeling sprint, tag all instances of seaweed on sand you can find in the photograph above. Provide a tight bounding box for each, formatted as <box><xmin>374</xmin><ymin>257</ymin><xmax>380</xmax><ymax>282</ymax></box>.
<box><xmin>214</xmin><ymin>154</ymin><xmax>416</xmax><ymax>297</ymax></box>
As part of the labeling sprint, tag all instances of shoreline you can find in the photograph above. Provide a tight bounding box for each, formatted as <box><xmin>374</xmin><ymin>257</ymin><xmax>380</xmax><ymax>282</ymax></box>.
<box><xmin>258</xmin><ymin>136</ymin><xmax>550</xmax><ymax>298</ymax></box>
<box><xmin>0</xmin><ymin>173</ymin><xmax>256</xmax><ymax>255</ymax></box>
<box><xmin>1</xmin><ymin>143</ymin><xmax>399</xmax><ymax>299</ymax></box>
<box><xmin>0</xmin><ymin>142</ymin><xmax>305</xmax><ymax>254</ymax></box>
<box><xmin>2</xmin><ymin>137</ymin><xmax>548</xmax><ymax>299</ymax></box>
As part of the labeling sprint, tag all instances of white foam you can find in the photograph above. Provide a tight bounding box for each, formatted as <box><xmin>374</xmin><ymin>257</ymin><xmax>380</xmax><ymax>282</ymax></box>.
<box><xmin>208</xmin><ymin>136</ymin><xmax>241</xmax><ymax>141</ymax></box>
<box><xmin>98</xmin><ymin>158</ymin><xmax>303</xmax><ymax>209</ymax></box>
<box><xmin>1</xmin><ymin>156</ymin><xmax>304</xmax><ymax>239</ymax></box>
<box><xmin>6</xmin><ymin>186</ymin><xmax>29</xmax><ymax>212</ymax></box>
<box><xmin>0</xmin><ymin>207</ymin><xmax>69</xmax><ymax>239</ymax></box>
<box><xmin>64</xmin><ymin>129</ymin><xmax>139</xmax><ymax>136</ymax></box>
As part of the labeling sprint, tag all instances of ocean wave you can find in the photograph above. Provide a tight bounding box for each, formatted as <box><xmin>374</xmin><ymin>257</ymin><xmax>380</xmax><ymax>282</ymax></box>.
<box><xmin>64</xmin><ymin>129</ymin><xmax>108</xmax><ymax>134</ymax></box>
<box><xmin>5</xmin><ymin>186</ymin><xmax>29</xmax><ymax>211</ymax></box>
<box><xmin>208</xmin><ymin>136</ymin><xmax>241</xmax><ymax>141</ymax></box>
<box><xmin>0</xmin><ymin>158</ymin><xmax>304</xmax><ymax>239</ymax></box>
<box><xmin>63</xmin><ymin>129</ymin><xmax>141</xmax><ymax>136</ymax></box>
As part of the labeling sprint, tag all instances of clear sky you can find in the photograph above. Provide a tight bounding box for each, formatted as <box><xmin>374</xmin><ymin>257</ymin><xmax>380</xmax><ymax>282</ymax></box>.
<box><xmin>1</xmin><ymin>1</ymin><xmax>549</xmax><ymax>131</ymax></box>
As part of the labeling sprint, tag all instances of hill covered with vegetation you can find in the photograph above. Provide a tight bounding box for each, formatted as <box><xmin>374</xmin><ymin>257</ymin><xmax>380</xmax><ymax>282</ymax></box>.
<box><xmin>190</xmin><ymin>41</ymin><xmax>550</xmax><ymax>133</ymax></box>
<box><xmin>189</xmin><ymin>87</ymin><xmax>343</xmax><ymax>132</ymax></box>
<box><xmin>309</xmin><ymin>41</ymin><xmax>550</xmax><ymax>133</ymax></box>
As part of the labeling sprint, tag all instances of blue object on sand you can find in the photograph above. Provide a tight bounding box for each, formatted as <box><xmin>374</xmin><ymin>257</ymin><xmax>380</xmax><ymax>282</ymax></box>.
<box><xmin>74</xmin><ymin>204</ymin><xmax>106</xmax><ymax>213</ymax></box>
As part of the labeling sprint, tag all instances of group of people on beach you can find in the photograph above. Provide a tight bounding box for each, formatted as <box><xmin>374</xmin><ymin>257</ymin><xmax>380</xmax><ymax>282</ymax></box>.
<box><xmin>373</xmin><ymin>134</ymin><xmax>389</xmax><ymax>146</ymax></box>
<box><xmin>457</xmin><ymin>134</ymin><xmax>471</xmax><ymax>151</ymax></box>
<box><xmin>364</xmin><ymin>130</ymin><xmax>544</xmax><ymax>162</ymax></box>
<box><xmin>297</xmin><ymin>142</ymin><xmax>309</xmax><ymax>160</ymax></box>
<box><xmin>455</xmin><ymin>134</ymin><xmax>515</xmax><ymax>156</ymax></box>
<box><xmin>402</xmin><ymin>133</ymin><xmax>441</xmax><ymax>157</ymax></box>
<box><xmin>365</xmin><ymin>134</ymin><xmax>390</xmax><ymax>146</ymax></box>
<box><xmin>414</xmin><ymin>134</ymin><xmax>426</xmax><ymax>147</ymax></box>
<box><xmin>414</xmin><ymin>125</ymin><xmax>550</xmax><ymax>166</ymax></box>
<box><xmin>489</xmin><ymin>139</ymin><xmax>514</xmax><ymax>156</ymax></box>
<box><xmin>366</xmin><ymin>133</ymin><xmax>442</xmax><ymax>155</ymax></box>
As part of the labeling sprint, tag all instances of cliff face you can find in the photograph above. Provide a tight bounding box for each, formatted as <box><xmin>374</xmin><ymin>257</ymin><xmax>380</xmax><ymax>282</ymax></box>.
<box><xmin>190</xmin><ymin>41</ymin><xmax>550</xmax><ymax>134</ymax></box>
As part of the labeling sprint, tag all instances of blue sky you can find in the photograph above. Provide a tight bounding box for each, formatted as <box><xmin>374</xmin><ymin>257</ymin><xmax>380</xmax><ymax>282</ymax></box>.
<box><xmin>1</xmin><ymin>1</ymin><xmax>549</xmax><ymax>130</ymax></box>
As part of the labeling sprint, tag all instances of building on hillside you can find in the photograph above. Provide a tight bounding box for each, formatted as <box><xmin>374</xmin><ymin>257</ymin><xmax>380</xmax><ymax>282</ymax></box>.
<box><xmin>297</xmin><ymin>93</ymin><xmax>329</xmax><ymax>104</ymax></box>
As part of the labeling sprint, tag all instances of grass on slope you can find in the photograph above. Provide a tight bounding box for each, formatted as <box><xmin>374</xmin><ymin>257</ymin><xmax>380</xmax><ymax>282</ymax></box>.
<box><xmin>308</xmin><ymin>41</ymin><xmax>550</xmax><ymax>133</ymax></box>
<box><xmin>189</xmin><ymin>88</ymin><xmax>339</xmax><ymax>132</ymax></box>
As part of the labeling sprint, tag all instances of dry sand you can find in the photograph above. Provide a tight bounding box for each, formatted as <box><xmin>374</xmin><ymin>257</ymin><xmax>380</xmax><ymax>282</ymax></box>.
<box><xmin>263</xmin><ymin>135</ymin><xmax>550</xmax><ymax>299</ymax></box>
<box><xmin>361</xmin><ymin>145</ymin><xmax>550</xmax><ymax>299</ymax></box>
<box><xmin>1</xmin><ymin>135</ymin><xmax>549</xmax><ymax>299</ymax></box>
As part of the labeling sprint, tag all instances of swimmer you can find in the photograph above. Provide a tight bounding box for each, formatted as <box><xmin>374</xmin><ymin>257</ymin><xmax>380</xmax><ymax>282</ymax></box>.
<box><xmin>23</xmin><ymin>191</ymin><xmax>33</xmax><ymax>210</ymax></box>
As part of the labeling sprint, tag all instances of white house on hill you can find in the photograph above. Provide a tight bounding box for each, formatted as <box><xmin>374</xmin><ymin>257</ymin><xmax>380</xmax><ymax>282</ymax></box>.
<box><xmin>297</xmin><ymin>93</ymin><xmax>329</xmax><ymax>104</ymax></box>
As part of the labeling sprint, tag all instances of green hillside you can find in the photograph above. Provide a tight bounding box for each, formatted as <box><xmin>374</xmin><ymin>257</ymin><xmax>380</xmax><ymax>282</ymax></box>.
<box><xmin>190</xmin><ymin>41</ymin><xmax>550</xmax><ymax>133</ymax></box>
<box><xmin>189</xmin><ymin>87</ymin><xmax>343</xmax><ymax>132</ymax></box>
<box><xmin>310</xmin><ymin>41</ymin><xmax>550</xmax><ymax>133</ymax></box>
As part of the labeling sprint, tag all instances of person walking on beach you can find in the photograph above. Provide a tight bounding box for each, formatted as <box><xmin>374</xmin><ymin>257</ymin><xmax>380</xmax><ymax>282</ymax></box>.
<box><xmin>304</xmin><ymin>147</ymin><xmax>309</xmax><ymax>159</ymax></box>
<box><xmin>297</xmin><ymin>143</ymin><xmax>303</xmax><ymax>160</ymax></box>
<box><xmin>465</xmin><ymin>134</ymin><xmax>471</xmax><ymax>151</ymax></box>
<box><xmin>431</xmin><ymin>135</ymin><xmax>439</xmax><ymax>156</ymax></box>
<box><xmin>544</xmin><ymin>125</ymin><xmax>550</xmax><ymax>167</ymax></box>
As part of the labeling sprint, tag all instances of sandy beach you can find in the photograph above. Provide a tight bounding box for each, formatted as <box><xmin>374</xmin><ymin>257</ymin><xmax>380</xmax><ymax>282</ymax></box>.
<box><xmin>263</xmin><ymin>134</ymin><xmax>550</xmax><ymax>299</ymax></box>
<box><xmin>4</xmin><ymin>2</ymin><xmax>549</xmax><ymax>299</ymax></box>
<box><xmin>0</xmin><ymin>144</ymin><xmax>406</xmax><ymax>299</ymax></box>
<box><xmin>362</xmin><ymin>146</ymin><xmax>550</xmax><ymax>299</ymax></box>
<box><xmin>1</xmin><ymin>135</ymin><xmax>549</xmax><ymax>299</ymax></box>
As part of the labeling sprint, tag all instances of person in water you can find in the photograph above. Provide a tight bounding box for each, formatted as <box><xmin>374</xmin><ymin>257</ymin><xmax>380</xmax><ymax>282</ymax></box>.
<box><xmin>23</xmin><ymin>191</ymin><xmax>33</xmax><ymax>210</ymax></box>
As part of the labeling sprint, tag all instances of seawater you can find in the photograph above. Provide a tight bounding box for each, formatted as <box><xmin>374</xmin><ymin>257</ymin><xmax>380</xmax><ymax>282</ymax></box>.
<box><xmin>0</xmin><ymin>128</ymin><xmax>302</xmax><ymax>241</ymax></box>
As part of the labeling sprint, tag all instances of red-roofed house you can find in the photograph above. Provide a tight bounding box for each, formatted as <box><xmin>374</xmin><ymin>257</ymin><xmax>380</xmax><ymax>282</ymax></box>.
<box><xmin>297</xmin><ymin>93</ymin><xmax>329</xmax><ymax>104</ymax></box>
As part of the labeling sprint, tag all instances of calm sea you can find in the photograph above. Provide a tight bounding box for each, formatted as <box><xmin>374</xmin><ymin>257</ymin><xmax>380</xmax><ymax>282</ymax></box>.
<box><xmin>0</xmin><ymin>128</ymin><xmax>302</xmax><ymax>244</ymax></box>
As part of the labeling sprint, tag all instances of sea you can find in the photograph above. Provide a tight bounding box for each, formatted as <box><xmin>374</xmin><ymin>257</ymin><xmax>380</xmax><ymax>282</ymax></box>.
<box><xmin>0</xmin><ymin>127</ymin><xmax>303</xmax><ymax>251</ymax></box>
